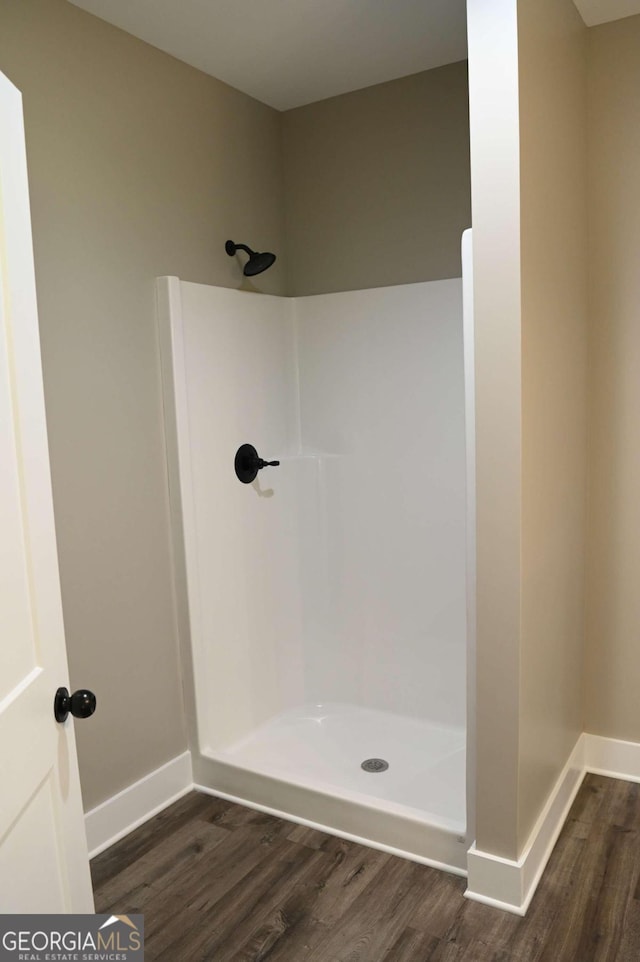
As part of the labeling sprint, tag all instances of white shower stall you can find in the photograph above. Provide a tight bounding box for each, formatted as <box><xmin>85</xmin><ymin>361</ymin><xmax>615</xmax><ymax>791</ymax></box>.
<box><xmin>157</xmin><ymin>250</ymin><xmax>473</xmax><ymax>873</ymax></box>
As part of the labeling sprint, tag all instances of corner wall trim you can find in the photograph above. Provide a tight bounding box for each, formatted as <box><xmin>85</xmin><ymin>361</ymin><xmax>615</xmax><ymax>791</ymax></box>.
<box><xmin>84</xmin><ymin>751</ymin><xmax>193</xmax><ymax>858</ymax></box>
<box><xmin>465</xmin><ymin>734</ymin><xmax>586</xmax><ymax>915</ymax></box>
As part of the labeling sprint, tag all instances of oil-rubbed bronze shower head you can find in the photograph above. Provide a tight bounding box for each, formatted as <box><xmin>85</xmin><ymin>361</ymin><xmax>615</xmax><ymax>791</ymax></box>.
<box><xmin>225</xmin><ymin>240</ymin><xmax>276</xmax><ymax>276</ymax></box>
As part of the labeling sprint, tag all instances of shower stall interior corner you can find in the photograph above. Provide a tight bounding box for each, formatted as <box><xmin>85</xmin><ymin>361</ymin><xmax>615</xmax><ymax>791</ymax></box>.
<box><xmin>157</xmin><ymin>253</ymin><xmax>474</xmax><ymax>874</ymax></box>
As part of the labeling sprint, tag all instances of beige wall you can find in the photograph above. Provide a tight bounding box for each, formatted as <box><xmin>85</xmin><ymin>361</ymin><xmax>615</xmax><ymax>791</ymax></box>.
<box><xmin>282</xmin><ymin>63</ymin><xmax>471</xmax><ymax>296</ymax></box>
<box><xmin>517</xmin><ymin>0</ymin><xmax>588</xmax><ymax>849</ymax></box>
<box><xmin>468</xmin><ymin>0</ymin><xmax>588</xmax><ymax>859</ymax></box>
<box><xmin>0</xmin><ymin>0</ymin><xmax>285</xmax><ymax>810</ymax></box>
<box><xmin>585</xmin><ymin>16</ymin><xmax>640</xmax><ymax>742</ymax></box>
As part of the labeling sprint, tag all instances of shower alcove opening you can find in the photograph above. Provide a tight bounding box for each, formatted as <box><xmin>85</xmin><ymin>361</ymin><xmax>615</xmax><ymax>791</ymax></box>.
<box><xmin>158</xmin><ymin>238</ymin><xmax>474</xmax><ymax>874</ymax></box>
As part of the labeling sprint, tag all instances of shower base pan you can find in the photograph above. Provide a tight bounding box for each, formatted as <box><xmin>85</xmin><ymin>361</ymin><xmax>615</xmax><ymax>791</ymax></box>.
<box><xmin>193</xmin><ymin>703</ymin><xmax>468</xmax><ymax>874</ymax></box>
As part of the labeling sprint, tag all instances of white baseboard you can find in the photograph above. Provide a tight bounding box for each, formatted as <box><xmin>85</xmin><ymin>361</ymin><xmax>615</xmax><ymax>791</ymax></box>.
<box><xmin>465</xmin><ymin>734</ymin><xmax>586</xmax><ymax>915</ymax></box>
<box><xmin>465</xmin><ymin>732</ymin><xmax>640</xmax><ymax>915</ymax></box>
<box><xmin>585</xmin><ymin>733</ymin><xmax>640</xmax><ymax>784</ymax></box>
<box><xmin>85</xmin><ymin>751</ymin><xmax>193</xmax><ymax>858</ymax></box>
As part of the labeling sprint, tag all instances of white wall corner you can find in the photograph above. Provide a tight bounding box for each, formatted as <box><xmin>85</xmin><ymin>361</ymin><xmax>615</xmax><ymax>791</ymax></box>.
<box><xmin>84</xmin><ymin>751</ymin><xmax>194</xmax><ymax>858</ymax></box>
<box><xmin>465</xmin><ymin>734</ymin><xmax>586</xmax><ymax>915</ymax></box>
<box><xmin>585</xmin><ymin>733</ymin><xmax>640</xmax><ymax>784</ymax></box>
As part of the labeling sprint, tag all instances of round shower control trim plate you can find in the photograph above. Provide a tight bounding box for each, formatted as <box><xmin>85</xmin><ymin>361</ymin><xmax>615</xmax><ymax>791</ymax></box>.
<box><xmin>361</xmin><ymin>758</ymin><xmax>389</xmax><ymax>773</ymax></box>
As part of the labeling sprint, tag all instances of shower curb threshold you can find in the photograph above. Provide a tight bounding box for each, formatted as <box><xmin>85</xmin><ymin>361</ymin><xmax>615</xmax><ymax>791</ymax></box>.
<box><xmin>193</xmin><ymin>750</ymin><xmax>469</xmax><ymax>875</ymax></box>
<box><xmin>193</xmin><ymin>779</ymin><xmax>467</xmax><ymax>878</ymax></box>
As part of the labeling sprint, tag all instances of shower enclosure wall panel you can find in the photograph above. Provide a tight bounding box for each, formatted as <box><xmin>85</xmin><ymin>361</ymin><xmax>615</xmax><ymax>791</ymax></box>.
<box><xmin>158</xmin><ymin>275</ymin><xmax>469</xmax><ymax>872</ymax></box>
<box><xmin>295</xmin><ymin>282</ymin><xmax>467</xmax><ymax>726</ymax></box>
<box><xmin>158</xmin><ymin>279</ymin><xmax>306</xmax><ymax>752</ymax></box>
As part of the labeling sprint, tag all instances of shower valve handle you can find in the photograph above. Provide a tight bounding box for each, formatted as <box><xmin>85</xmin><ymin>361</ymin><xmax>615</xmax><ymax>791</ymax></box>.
<box><xmin>235</xmin><ymin>443</ymin><xmax>280</xmax><ymax>484</ymax></box>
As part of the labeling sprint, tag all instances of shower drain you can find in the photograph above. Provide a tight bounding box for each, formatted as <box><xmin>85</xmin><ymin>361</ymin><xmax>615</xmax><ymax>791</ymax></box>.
<box><xmin>361</xmin><ymin>758</ymin><xmax>389</xmax><ymax>773</ymax></box>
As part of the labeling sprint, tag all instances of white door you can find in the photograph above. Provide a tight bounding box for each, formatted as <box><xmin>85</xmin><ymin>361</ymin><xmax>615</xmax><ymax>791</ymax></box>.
<box><xmin>0</xmin><ymin>71</ymin><xmax>94</xmax><ymax>912</ymax></box>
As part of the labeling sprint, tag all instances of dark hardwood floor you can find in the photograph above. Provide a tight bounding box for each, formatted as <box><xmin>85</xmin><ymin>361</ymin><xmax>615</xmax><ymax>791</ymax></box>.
<box><xmin>91</xmin><ymin>773</ymin><xmax>640</xmax><ymax>961</ymax></box>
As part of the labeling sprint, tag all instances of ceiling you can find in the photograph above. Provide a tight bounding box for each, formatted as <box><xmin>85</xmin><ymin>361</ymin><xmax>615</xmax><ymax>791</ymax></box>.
<box><xmin>573</xmin><ymin>0</ymin><xmax>640</xmax><ymax>24</ymax></box>
<box><xmin>66</xmin><ymin>0</ymin><xmax>468</xmax><ymax>111</ymax></box>
<box><xmin>65</xmin><ymin>0</ymin><xmax>640</xmax><ymax>109</ymax></box>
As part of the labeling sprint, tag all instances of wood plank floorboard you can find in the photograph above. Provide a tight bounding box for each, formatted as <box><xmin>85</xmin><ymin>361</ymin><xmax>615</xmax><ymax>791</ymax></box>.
<box><xmin>92</xmin><ymin>774</ymin><xmax>640</xmax><ymax>961</ymax></box>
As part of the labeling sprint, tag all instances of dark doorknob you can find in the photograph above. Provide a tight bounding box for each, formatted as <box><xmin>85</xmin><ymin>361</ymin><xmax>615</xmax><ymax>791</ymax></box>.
<box><xmin>234</xmin><ymin>443</ymin><xmax>280</xmax><ymax>484</ymax></box>
<box><xmin>54</xmin><ymin>687</ymin><xmax>97</xmax><ymax>723</ymax></box>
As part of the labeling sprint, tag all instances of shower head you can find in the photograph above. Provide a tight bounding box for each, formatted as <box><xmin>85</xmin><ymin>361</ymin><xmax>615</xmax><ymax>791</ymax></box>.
<box><xmin>225</xmin><ymin>240</ymin><xmax>276</xmax><ymax>277</ymax></box>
